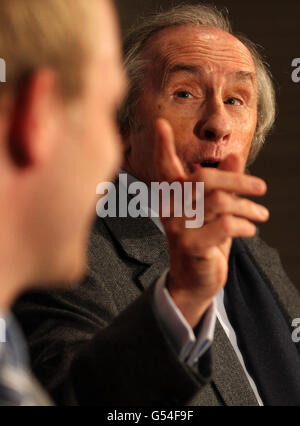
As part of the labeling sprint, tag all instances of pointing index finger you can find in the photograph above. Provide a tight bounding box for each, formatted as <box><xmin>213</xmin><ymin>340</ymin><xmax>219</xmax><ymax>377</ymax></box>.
<box><xmin>154</xmin><ymin>118</ymin><xmax>186</xmax><ymax>182</ymax></box>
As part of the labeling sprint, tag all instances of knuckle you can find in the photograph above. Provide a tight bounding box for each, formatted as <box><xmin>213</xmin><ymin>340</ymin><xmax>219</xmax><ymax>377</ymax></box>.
<box><xmin>219</xmin><ymin>215</ymin><xmax>233</xmax><ymax>234</ymax></box>
<box><xmin>213</xmin><ymin>190</ymin><xmax>228</xmax><ymax>211</ymax></box>
<box><xmin>250</xmin><ymin>201</ymin><xmax>259</xmax><ymax>215</ymax></box>
<box><xmin>242</xmin><ymin>199</ymin><xmax>257</xmax><ymax>217</ymax></box>
<box><xmin>239</xmin><ymin>198</ymin><xmax>250</xmax><ymax>213</ymax></box>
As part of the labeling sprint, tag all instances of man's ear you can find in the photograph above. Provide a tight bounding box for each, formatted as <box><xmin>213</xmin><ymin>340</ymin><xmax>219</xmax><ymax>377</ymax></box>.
<box><xmin>8</xmin><ymin>69</ymin><xmax>60</xmax><ymax>168</ymax></box>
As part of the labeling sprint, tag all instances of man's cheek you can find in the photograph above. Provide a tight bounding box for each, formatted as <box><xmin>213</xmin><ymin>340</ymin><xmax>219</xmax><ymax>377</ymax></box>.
<box><xmin>230</xmin><ymin>138</ymin><xmax>252</xmax><ymax>164</ymax></box>
<box><xmin>233</xmin><ymin>119</ymin><xmax>255</xmax><ymax>150</ymax></box>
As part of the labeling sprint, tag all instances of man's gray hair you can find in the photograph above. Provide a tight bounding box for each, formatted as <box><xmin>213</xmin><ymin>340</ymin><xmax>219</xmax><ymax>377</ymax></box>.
<box><xmin>118</xmin><ymin>4</ymin><xmax>276</xmax><ymax>165</ymax></box>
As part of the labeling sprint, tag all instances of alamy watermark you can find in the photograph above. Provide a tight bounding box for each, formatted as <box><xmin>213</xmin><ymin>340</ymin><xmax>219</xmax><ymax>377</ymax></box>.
<box><xmin>96</xmin><ymin>173</ymin><xmax>204</xmax><ymax>229</ymax></box>
<box><xmin>0</xmin><ymin>318</ymin><xmax>6</xmax><ymax>343</ymax></box>
<box><xmin>291</xmin><ymin>58</ymin><xmax>300</xmax><ymax>83</ymax></box>
<box><xmin>0</xmin><ymin>58</ymin><xmax>6</xmax><ymax>83</ymax></box>
<box><xmin>292</xmin><ymin>318</ymin><xmax>300</xmax><ymax>343</ymax></box>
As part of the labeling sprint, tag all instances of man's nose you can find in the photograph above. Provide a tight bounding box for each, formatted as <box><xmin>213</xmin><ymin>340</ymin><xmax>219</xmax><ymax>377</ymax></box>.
<box><xmin>196</xmin><ymin>100</ymin><xmax>232</xmax><ymax>142</ymax></box>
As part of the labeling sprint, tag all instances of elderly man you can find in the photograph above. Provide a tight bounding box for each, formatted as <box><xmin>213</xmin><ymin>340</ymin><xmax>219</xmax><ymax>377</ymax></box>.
<box><xmin>0</xmin><ymin>0</ymin><xmax>125</xmax><ymax>405</ymax></box>
<box><xmin>14</xmin><ymin>4</ymin><xmax>300</xmax><ymax>406</ymax></box>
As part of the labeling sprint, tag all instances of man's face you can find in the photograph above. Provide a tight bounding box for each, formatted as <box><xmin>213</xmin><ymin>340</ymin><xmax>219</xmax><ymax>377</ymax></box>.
<box><xmin>29</xmin><ymin>0</ymin><xmax>126</xmax><ymax>284</ymax></box>
<box><xmin>124</xmin><ymin>25</ymin><xmax>258</xmax><ymax>183</ymax></box>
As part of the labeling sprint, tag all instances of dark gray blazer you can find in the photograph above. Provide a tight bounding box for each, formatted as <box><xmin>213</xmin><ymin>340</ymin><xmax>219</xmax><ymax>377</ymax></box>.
<box><xmin>13</xmin><ymin>213</ymin><xmax>300</xmax><ymax>406</ymax></box>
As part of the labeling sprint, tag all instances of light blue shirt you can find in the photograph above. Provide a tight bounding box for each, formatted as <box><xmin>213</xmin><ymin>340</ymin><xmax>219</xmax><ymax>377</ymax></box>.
<box><xmin>0</xmin><ymin>311</ymin><xmax>51</xmax><ymax>406</ymax></box>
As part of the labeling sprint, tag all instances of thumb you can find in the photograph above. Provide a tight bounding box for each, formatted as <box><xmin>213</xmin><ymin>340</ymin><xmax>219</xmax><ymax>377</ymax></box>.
<box><xmin>154</xmin><ymin>118</ymin><xmax>186</xmax><ymax>182</ymax></box>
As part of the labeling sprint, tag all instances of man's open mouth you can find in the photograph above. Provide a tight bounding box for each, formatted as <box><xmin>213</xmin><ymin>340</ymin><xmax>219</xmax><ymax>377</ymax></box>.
<box><xmin>200</xmin><ymin>160</ymin><xmax>220</xmax><ymax>168</ymax></box>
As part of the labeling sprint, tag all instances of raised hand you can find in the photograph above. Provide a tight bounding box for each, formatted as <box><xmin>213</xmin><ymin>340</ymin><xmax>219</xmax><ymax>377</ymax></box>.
<box><xmin>154</xmin><ymin>118</ymin><xmax>269</xmax><ymax>328</ymax></box>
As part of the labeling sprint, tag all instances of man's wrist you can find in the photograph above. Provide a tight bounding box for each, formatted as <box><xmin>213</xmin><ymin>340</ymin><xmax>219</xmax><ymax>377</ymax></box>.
<box><xmin>166</xmin><ymin>274</ymin><xmax>214</xmax><ymax>329</ymax></box>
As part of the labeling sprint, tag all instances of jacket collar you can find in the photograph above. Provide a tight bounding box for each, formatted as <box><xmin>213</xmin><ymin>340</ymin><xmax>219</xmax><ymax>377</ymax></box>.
<box><xmin>103</xmin><ymin>215</ymin><xmax>168</xmax><ymax>266</ymax></box>
<box><xmin>101</xmin><ymin>174</ymin><xmax>169</xmax><ymax>278</ymax></box>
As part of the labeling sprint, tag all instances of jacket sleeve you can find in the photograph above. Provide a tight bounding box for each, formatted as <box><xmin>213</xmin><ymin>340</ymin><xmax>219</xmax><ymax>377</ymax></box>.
<box><xmin>13</xmin><ymin>275</ymin><xmax>212</xmax><ymax>406</ymax></box>
<box><xmin>70</xmin><ymin>283</ymin><xmax>211</xmax><ymax>406</ymax></box>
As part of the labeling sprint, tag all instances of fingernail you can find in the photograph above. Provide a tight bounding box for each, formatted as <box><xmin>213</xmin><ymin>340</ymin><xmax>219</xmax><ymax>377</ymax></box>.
<box><xmin>258</xmin><ymin>206</ymin><xmax>269</xmax><ymax>218</ymax></box>
<box><xmin>252</xmin><ymin>179</ymin><xmax>266</xmax><ymax>193</ymax></box>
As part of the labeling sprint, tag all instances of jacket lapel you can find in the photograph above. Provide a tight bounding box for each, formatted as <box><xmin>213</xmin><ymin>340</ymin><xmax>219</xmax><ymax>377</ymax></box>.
<box><xmin>103</xmin><ymin>215</ymin><xmax>169</xmax><ymax>289</ymax></box>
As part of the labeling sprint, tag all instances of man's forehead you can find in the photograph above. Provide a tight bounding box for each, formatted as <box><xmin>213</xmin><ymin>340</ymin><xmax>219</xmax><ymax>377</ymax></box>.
<box><xmin>165</xmin><ymin>64</ymin><xmax>256</xmax><ymax>86</ymax></box>
<box><xmin>143</xmin><ymin>24</ymin><xmax>255</xmax><ymax>74</ymax></box>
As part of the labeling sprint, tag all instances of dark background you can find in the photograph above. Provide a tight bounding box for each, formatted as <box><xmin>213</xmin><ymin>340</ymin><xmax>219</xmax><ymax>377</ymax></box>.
<box><xmin>114</xmin><ymin>0</ymin><xmax>300</xmax><ymax>291</ymax></box>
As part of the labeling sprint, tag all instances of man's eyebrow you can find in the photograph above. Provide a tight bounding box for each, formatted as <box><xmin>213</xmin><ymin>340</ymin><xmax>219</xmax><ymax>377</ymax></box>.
<box><xmin>161</xmin><ymin>64</ymin><xmax>201</xmax><ymax>88</ymax></box>
<box><xmin>167</xmin><ymin>64</ymin><xmax>200</xmax><ymax>75</ymax></box>
<box><xmin>162</xmin><ymin>65</ymin><xmax>256</xmax><ymax>85</ymax></box>
<box><xmin>227</xmin><ymin>71</ymin><xmax>256</xmax><ymax>85</ymax></box>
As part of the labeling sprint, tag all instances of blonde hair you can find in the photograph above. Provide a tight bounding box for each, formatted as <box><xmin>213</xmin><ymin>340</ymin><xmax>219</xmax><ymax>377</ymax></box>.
<box><xmin>0</xmin><ymin>0</ymin><xmax>98</xmax><ymax>99</ymax></box>
<box><xmin>119</xmin><ymin>4</ymin><xmax>276</xmax><ymax>165</ymax></box>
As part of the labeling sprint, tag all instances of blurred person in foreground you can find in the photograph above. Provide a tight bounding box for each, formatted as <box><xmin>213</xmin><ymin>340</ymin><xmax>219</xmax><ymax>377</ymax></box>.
<box><xmin>0</xmin><ymin>0</ymin><xmax>125</xmax><ymax>405</ymax></box>
<box><xmin>14</xmin><ymin>4</ymin><xmax>300</xmax><ymax>406</ymax></box>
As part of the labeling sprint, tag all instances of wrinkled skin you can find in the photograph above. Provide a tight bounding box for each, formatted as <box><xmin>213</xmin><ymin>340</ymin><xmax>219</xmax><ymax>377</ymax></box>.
<box><xmin>124</xmin><ymin>25</ymin><xmax>258</xmax><ymax>182</ymax></box>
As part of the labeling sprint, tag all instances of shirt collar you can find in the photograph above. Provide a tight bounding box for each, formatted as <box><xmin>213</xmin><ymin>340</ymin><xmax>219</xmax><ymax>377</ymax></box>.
<box><xmin>0</xmin><ymin>310</ymin><xmax>29</xmax><ymax>369</ymax></box>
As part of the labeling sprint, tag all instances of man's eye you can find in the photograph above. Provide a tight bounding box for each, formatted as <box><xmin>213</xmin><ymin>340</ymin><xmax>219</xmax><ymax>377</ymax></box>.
<box><xmin>224</xmin><ymin>97</ymin><xmax>242</xmax><ymax>106</ymax></box>
<box><xmin>175</xmin><ymin>90</ymin><xmax>193</xmax><ymax>99</ymax></box>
